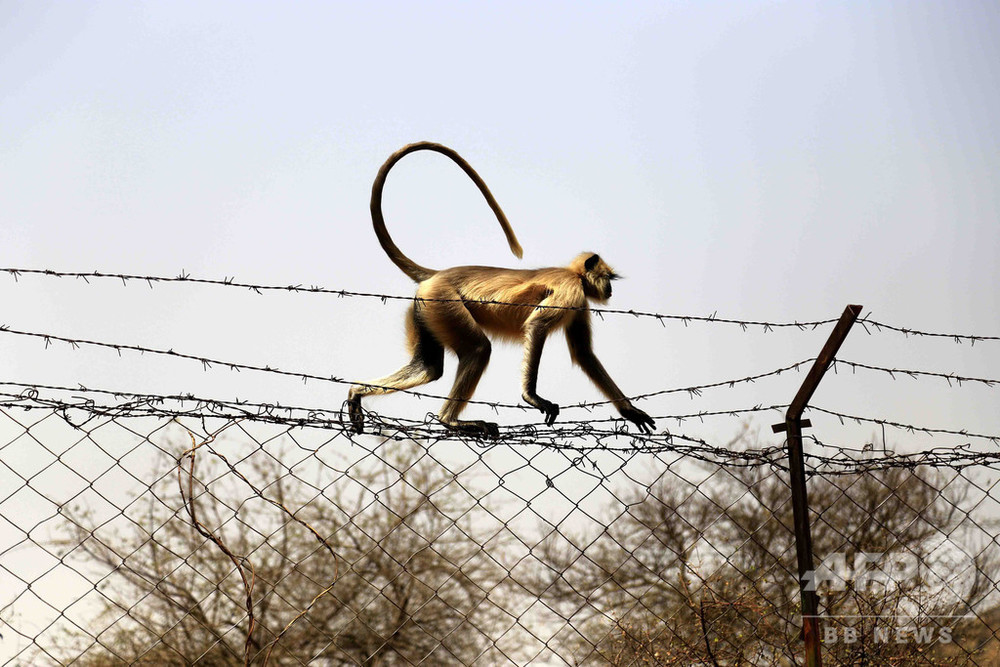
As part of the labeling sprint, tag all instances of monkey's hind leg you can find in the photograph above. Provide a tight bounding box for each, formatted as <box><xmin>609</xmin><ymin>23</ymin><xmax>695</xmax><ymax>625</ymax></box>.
<box><xmin>347</xmin><ymin>306</ymin><xmax>444</xmax><ymax>434</ymax></box>
<box><xmin>429</xmin><ymin>304</ymin><xmax>499</xmax><ymax>439</ymax></box>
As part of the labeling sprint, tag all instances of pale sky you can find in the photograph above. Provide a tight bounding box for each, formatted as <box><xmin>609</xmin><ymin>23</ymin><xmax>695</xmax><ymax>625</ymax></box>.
<box><xmin>1</xmin><ymin>1</ymin><xmax>998</xmax><ymax>452</ymax></box>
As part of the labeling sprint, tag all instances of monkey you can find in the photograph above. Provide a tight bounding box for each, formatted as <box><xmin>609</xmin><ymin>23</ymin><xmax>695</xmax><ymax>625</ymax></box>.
<box><xmin>347</xmin><ymin>141</ymin><xmax>655</xmax><ymax>438</ymax></box>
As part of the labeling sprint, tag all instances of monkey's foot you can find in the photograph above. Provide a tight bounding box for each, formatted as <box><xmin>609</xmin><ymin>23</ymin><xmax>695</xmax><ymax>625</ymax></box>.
<box><xmin>444</xmin><ymin>420</ymin><xmax>500</xmax><ymax>439</ymax></box>
<box><xmin>523</xmin><ymin>394</ymin><xmax>560</xmax><ymax>426</ymax></box>
<box><xmin>347</xmin><ymin>397</ymin><xmax>365</xmax><ymax>434</ymax></box>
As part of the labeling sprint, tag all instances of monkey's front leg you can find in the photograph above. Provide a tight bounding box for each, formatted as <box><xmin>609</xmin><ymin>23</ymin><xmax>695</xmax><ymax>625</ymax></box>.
<box><xmin>521</xmin><ymin>322</ymin><xmax>560</xmax><ymax>426</ymax></box>
<box><xmin>565</xmin><ymin>314</ymin><xmax>655</xmax><ymax>434</ymax></box>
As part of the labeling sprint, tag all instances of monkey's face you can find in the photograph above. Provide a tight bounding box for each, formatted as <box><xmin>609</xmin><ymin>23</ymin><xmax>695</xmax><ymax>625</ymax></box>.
<box><xmin>577</xmin><ymin>253</ymin><xmax>619</xmax><ymax>303</ymax></box>
<box><xmin>586</xmin><ymin>270</ymin><xmax>618</xmax><ymax>302</ymax></box>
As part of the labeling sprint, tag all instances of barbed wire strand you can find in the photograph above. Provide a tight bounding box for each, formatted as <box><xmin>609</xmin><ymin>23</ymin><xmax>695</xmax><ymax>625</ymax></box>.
<box><xmin>4</xmin><ymin>383</ymin><xmax>1000</xmax><ymax>476</ymax></box>
<box><xmin>0</xmin><ymin>324</ymin><xmax>813</xmax><ymax>411</ymax></box>
<box><xmin>6</xmin><ymin>378</ymin><xmax>995</xmax><ymax>457</ymax></box>
<box><xmin>805</xmin><ymin>437</ymin><xmax>1000</xmax><ymax>474</ymax></box>
<box><xmin>7</xmin><ymin>266</ymin><xmax>1000</xmax><ymax>343</ymax></box>
<box><xmin>0</xmin><ymin>380</ymin><xmax>785</xmax><ymax>430</ymax></box>
<box><xmin>0</xmin><ymin>266</ymin><xmax>900</xmax><ymax>335</ymax></box>
<box><xmin>831</xmin><ymin>358</ymin><xmax>998</xmax><ymax>389</ymax></box>
<box><xmin>0</xmin><ymin>382</ymin><xmax>777</xmax><ymax>464</ymax></box>
<box><xmin>5</xmin><ymin>317</ymin><xmax>997</xmax><ymax>407</ymax></box>
<box><xmin>810</xmin><ymin>405</ymin><xmax>1000</xmax><ymax>445</ymax></box>
<box><xmin>856</xmin><ymin>314</ymin><xmax>1000</xmax><ymax>345</ymax></box>
<box><xmin>0</xmin><ymin>382</ymin><xmax>775</xmax><ymax>462</ymax></box>
<box><xmin>0</xmin><ymin>267</ymin><xmax>839</xmax><ymax>331</ymax></box>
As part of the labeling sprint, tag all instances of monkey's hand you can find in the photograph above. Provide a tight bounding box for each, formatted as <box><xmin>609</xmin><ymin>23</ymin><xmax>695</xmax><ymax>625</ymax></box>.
<box><xmin>619</xmin><ymin>404</ymin><xmax>655</xmax><ymax>434</ymax></box>
<box><xmin>523</xmin><ymin>392</ymin><xmax>560</xmax><ymax>426</ymax></box>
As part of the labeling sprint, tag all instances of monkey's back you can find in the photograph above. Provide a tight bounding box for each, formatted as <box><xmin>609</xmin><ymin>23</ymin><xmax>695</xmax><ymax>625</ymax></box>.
<box><xmin>417</xmin><ymin>265</ymin><xmax>586</xmax><ymax>340</ymax></box>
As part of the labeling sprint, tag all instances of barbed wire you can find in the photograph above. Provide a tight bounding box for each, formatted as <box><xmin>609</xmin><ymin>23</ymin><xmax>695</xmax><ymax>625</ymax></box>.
<box><xmin>856</xmin><ymin>315</ymin><xmax>1000</xmax><ymax>345</ymax></box>
<box><xmin>6</xmin><ymin>266</ymin><xmax>1000</xmax><ymax>343</ymax></box>
<box><xmin>0</xmin><ymin>324</ymin><xmax>813</xmax><ymax>411</ymax></box>
<box><xmin>831</xmin><ymin>358</ymin><xmax>999</xmax><ymax>389</ymax></box>
<box><xmin>0</xmin><ymin>267</ymin><xmax>835</xmax><ymax>330</ymax></box>
<box><xmin>4</xmin><ymin>316</ymin><xmax>996</xmax><ymax>412</ymax></box>
<box><xmin>2</xmin><ymin>270</ymin><xmax>997</xmax><ymax>664</ymax></box>
<box><xmin>0</xmin><ymin>381</ymin><xmax>784</xmax><ymax>461</ymax></box>
<box><xmin>0</xmin><ymin>380</ymin><xmax>993</xmax><ymax>470</ymax></box>
<box><xmin>2</xmin><ymin>383</ymin><xmax>999</xmax><ymax>477</ymax></box>
<box><xmin>806</xmin><ymin>438</ymin><xmax>1000</xmax><ymax>474</ymax></box>
<box><xmin>0</xmin><ymin>266</ymin><xmax>876</xmax><ymax>334</ymax></box>
<box><xmin>0</xmin><ymin>382</ymin><xmax>774</xmax><ymax>462</ymax></box>
<box><xmin>809</xmin><ymin>405</ymin><xmax>1000</xmax><ymax>445</ymax></box>
<box><xmin>0</xmin><ymin>380</ymin><xmax>786</xmax><ymax>429</ymax></box>
<box><xmin>4</xmin><ymin>384</ymin><xmax>1000</xmax><ymax>664</ymax></box>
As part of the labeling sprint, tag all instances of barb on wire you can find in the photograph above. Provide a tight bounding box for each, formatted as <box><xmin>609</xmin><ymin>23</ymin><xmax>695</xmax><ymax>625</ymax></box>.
<box><xmin>0</xmin><ymin>325</ymin><xmax>812</xmax><ymax>412</ymax></box>
<box><xmin>0</xmin><ymin>267</ymin><xmax>839</xmax><ymax>331</ymax></box>
<box><xmin>833</xmin><ymin>359</ymin><xmax>999</xmax><ymax>389</ymax></box>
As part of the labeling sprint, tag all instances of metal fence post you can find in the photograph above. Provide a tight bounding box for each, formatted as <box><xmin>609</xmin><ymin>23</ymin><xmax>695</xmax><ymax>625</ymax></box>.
<box><xmin>773</xmin><ymin>304</ymin><xmax>863</xmax><ymax>667</ymax></box>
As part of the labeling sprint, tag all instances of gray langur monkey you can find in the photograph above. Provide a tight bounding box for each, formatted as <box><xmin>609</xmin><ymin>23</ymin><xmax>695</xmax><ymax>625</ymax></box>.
<box><xmin>347</xmin><ymin>141</ymin><xmax>655</xmax><ymax>438</ymax></box>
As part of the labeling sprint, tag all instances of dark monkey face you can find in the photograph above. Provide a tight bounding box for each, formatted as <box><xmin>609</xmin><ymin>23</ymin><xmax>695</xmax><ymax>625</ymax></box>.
<box><xmin>581</xmin><ymin>253</ymin><xmax>619</xmax><ymax>302</ymax></box>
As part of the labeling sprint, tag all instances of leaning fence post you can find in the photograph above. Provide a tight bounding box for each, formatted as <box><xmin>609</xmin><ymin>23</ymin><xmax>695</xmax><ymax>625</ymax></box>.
<box><xmin>772</xmin><ymin>303</ymin><xmax>863</xmax><ymax>667</ymax></box>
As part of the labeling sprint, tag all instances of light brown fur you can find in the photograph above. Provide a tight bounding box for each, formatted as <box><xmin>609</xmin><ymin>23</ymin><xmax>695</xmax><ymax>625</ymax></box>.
<box><xmin>348</xmin><ymin>142</ymin><xmax>654</xmax><ymax>437</ymax></box>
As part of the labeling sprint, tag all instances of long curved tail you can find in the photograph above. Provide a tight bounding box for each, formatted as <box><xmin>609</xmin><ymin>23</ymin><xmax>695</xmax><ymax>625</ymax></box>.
<box><xmin>370</xmin><ymin>141</ymin><xmax>524</xmax><ymax>282</ymax></box>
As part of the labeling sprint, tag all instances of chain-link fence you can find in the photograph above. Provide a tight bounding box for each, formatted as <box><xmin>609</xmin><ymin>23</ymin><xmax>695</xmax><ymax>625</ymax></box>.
<box><xmin>2</xmin><ymin>270</ymin><xmax>999</xmax><ymax>664</ymax></box>
<box><xmin>2</xmin><ymin>383</ymin><xmax>999</xmax><ymax>666</ymax></box>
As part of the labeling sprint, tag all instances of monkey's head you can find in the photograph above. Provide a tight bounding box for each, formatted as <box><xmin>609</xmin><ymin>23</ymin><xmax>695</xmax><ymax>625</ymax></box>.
<box><xmin>572</xmin><ymin>252</ymin><xmax>620</xmax><ymax>303</ymax></box>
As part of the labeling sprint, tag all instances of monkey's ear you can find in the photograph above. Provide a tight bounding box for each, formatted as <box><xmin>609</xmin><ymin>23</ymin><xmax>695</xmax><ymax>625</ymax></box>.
<box><xmin>584</xmin><ymin>254</ymin><xmax>601</xmax><ymax>272</ymax></box>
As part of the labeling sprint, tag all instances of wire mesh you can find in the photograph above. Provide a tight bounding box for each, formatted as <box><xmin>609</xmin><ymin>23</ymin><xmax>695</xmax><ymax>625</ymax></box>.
<box><xmin>2</xmin><ymin>384</ymin><xmax>999</xmax><ymax>666</ymax></box>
